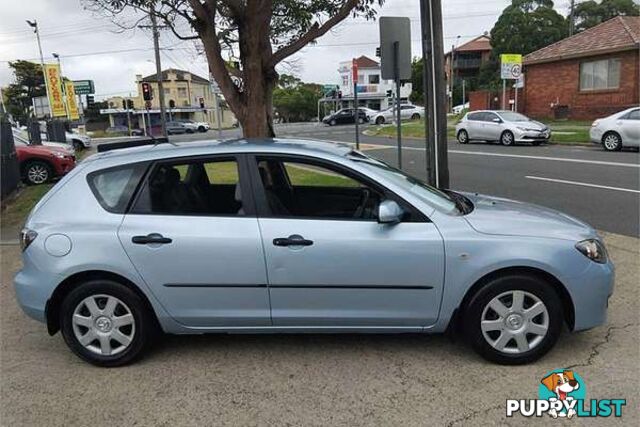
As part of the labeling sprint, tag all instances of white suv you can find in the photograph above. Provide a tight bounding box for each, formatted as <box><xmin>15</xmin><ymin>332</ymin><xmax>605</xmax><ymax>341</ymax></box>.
<box><xmin>456</xmin><ymin>111</ymin><xmax>550</xmax><ymax>146</ymax></box>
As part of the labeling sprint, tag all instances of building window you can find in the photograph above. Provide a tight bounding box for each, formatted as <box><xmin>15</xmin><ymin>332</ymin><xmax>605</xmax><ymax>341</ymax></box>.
<box><xmin>368</xmin><ymin>74</ymin><xmax>380</xmax><ymax>84</ymax></box>
<box><xmin>342</xmin><ymin>75</ymin><xmax>349</xmax><ymax>86</ymax></box>
<box><xmin>580</xmin><ymin>59</ymin><xmax>620</xmax><ymax>91</ymax></box>
<box><xmin>177</xmin><ymin>87</ymin><xmax>187</xmax><ymax>98</ymax></box>
<box><xmin>164</xmin><ymin>88</ymin><xmax>171</xmax><ymax>95</ymax></box>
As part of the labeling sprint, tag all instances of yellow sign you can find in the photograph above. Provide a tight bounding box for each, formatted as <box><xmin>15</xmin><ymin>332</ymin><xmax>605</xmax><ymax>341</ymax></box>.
<box><xmin>44</xmin><ymin>63</ymin><xmax>66</xmax><ymax>117</ymax></box>
<box><xmin>501</xmin><ymin>54</ymin><xmax>522</xmax><ymax>64</ymax></box>
<box><xmin>64</xmin><ymin>81</ymin><xmax>80</xmax><ymax>120</ymax></box>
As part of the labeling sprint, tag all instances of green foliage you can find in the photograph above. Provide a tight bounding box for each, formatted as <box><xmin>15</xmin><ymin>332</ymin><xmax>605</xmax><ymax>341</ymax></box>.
<box><xmin>4</xmin><ymin>61</ymin><xmax>46</xmax><ymax>124</ymax></box>
<box><xmin>574</xmin><ymin>0</ymin><xmax>639</xmax><ymax>32</ymax></box>
<box><xmin>479</xmin><ymin>0</ymin><xmax>568</xmax><ymax>88</ymax></box>
<box><xmin>273</xmin><ymin>74</ymin><xmax>323</xmax><ymax>122</ymax></box>
<box><xmin>409</xmin><ymin>58</ymin><xmax>424</xmax><ymax>105</ymax></box>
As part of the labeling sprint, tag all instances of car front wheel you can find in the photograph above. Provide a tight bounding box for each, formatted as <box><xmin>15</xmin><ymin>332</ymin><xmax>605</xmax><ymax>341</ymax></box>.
<box><xmin>411</xmin><ymin>113</ymin><xmax>420</xmax><ymax>120</ymax></box>
<box><xmin>60</xmin><ymin>280</ymin><xmax>155</xmax><ymax>367</ymax></box>
<box><xmin>457</xmin><ymin>129</ymin><xmax>469</xmax><ymax>144</ymax></box>
<box><xmin>501</xmin><ymin>131</ymin><xmax>515</xmax><ymax>146</ymax></box>
<box><xmin>463</xmin><ymin>274</ymin><xmax>563</xmax><ymax>365</ymax></box>
<box><xmin>602</xmin><ymin>132</ymin><xmax>622</xmax><ymax>151</ymax></box>
<box><xmin>330</xmin><ymin>119</ymin><xmax>337</xmax><ymax>126</ymax></box>
<box><xmin>24</xmin><ymin>161</ymin><xmax>52</xmax><ymax>185</ymax></box>
<box><xmin>375</xmin><ymin>117</ymin><xmax>385</xmax><ymax>125</ymax></box>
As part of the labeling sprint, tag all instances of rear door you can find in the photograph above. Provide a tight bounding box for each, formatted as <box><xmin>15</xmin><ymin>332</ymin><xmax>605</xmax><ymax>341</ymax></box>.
<box><xmin>118</xmin><ymin>154</ymin><xmax>271</xmax><ymax>328</ymax></box>
<box><xmin>249</xmin><ymin>155</ymin><xmax>445</xmax><ymax>328</ymax></box>
<box><xmin>620</xmin><ymin>109</ymin><xmax>640</xmax><ymax>146</ymax></box>
<box><xmin>465</xmin><ymin>112</ymin><xmax>483</xmax><ymax>139</ymax></box>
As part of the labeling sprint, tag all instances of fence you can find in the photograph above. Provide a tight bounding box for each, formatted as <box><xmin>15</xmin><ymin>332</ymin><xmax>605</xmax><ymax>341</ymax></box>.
<box><xmin>0</xmin><ymin>119</ymin><xmax>20</xmax><ymax>200</ymax></box>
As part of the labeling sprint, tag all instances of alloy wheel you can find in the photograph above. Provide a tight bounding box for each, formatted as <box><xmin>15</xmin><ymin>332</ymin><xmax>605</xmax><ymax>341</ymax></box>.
<box><xmin>501</xmin><ymin>132</ymin><xmax>514</xmax><ymax>146</ymax></box>
<box><xmin>27</xmin><ymin>164</ymin><xmax>49</xmax><ymax>184</ymax></box>
<box><xmin>72</xmin><ymin>294</ymin><xmax>136</xmax><ymax>356</ymax></box>
<box><xmin>603</xmin><ymin>133</ymin><xmax>621</xmax><ymax>151</ymax></box>
<box><xmin>458</xmin><ymin>130</ymin><xmax>468</xmax><ymax>144</ymax></box>
<box><xmin>480</xmin><ymin>290</ymin><xmax>549</xmax><ymax>354</ymax></box>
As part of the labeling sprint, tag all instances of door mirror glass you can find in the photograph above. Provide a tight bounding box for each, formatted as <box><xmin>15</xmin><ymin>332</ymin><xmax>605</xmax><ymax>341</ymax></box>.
<box><xmin>492</xmin><ymin>117</ymin><xmax>502</xmax><ymax>123</ymax></box>
<box><xmin>378</xmin><ymin>200</ymin><xmax>403</xmax><ymax>224</ymax></box>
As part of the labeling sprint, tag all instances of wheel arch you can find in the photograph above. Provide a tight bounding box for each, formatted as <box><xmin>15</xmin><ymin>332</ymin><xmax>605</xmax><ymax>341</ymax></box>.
<box><xmin>447</xmin><ymin>266</ymin><xmax>575</xmax><ymax>336</ymax></box>
<box><xmin>21</xmin><ymin>158</ymin><xmax>54</xmax><ymax>174</ymax></box>
<box><xmin>45</xmin><ymin>270</ymin><xmax>160</xmax><ymax>336</ymax></box>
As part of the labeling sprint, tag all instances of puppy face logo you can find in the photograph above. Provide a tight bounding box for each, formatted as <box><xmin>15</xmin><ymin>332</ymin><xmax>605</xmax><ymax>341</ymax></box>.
<box><xmin>539</xmin><ymin>370</ymin><xmax>586</xmax><ymax>418</ymax></box>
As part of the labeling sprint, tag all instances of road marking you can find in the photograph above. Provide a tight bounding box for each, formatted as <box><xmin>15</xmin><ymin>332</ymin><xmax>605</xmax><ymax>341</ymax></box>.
<box><xmin>365</xmin><ymin>145</ymin><xmax>639</xmax><ymax>168</ymax></box>
<box><xmin>526</xmin><ymin>176</ymin><xmax>640</xmax><ymax>194</ymax></box>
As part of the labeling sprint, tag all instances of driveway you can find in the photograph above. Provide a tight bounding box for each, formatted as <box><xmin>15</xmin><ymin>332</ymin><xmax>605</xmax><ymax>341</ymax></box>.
<box><xmin>1</xmin><ymin>231</ymin><xmax>638</xmax><ymax>425</ymax></box>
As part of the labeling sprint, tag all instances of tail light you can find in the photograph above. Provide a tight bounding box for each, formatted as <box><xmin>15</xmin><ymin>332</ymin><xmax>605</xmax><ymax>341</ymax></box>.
<box><xmin>20</xmin><ymin>228</ymin><xmax>38</xmax><ymax>252</ymax></box>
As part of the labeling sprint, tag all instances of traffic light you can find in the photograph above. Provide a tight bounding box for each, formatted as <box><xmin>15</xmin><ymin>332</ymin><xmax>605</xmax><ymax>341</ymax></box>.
<box><xmin>86</xmin><ymin>95</ymin><xmax>95</xmax><ymax>109</ymax></box>
<box><xmin>127</xmin><ymin>99</ymin><xmax>134</xmax><ymax>109</ymax></box>
<box><xmin>141</xmin><ymin>82</ymin><xmax>153</xmax><ymax>101</ymax></box>
<box><xmin>169</xmin><ymin>99</ymin><xmax>176</xmax><ymax>109</ymax></box>
<box><xmin>375</xmin><ymin>47</ymin><xmax>381</xmax><ymax>57</ymax></box>
<box><xmin>199</xmin><ymin>97</ymin><xmax>205</xmax><ymax>109</ymax></box>
<box><xmin>122</xmin><ymin>99</ymin><xmax>127</xmax><ymax>109</ymax></box>
<box><xmin>338</xmin><ymin>91</ymin><xmax>342</xmax><ymax>99</ymax></box>
<box><xmin>386</xmin><ymin>90</ymin><xmax>393</xmax><ymax>98</ymax></box>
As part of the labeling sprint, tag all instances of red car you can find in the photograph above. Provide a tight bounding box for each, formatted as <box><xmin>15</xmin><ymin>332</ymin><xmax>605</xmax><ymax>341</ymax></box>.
<box><xmin>14</xmin><ymin>140</ymin><xmax>76</xmax><ymax>185</ymax></box>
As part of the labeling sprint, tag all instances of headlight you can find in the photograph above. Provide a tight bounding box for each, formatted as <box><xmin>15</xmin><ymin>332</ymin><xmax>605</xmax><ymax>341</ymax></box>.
<box><xmin>575</xmin><ymin>239</ymin><xmax>608</xmax><ymax>264</ymax></box>
<box><xmin>20</xmin><ymin>228</ymin><xmax>38</xmax><ymax>252</ymax></box>
<box><xmin>52</xmin><ymin>151</ymin><xmax>66</xmax><ymax>158</ymax></box>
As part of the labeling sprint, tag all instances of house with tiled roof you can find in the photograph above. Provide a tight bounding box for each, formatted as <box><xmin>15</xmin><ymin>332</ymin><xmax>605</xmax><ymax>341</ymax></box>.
<box><xmin>523</xmin><ymin>16</ymin><xmax>639</xmax><ymax>120</ymax></box>
<box><xmin>445</xmin><ymin>34</ymin><xmax>492</xmax><ymax>82</ymax></box>
<box><xmin>335</xmin><ymin>55</ymin><xmax>412</xmax><ymax>111</ymax></box>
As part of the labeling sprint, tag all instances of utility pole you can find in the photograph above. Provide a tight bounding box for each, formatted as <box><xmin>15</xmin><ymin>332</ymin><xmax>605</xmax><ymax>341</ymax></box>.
<box><xmin>149</xmin><ymin>10</ymin><xmax>167</xmax><ymax>137</ymax></box>
<box><xmin>26</xmin><ymin>20</ymin><xmax>53</xmax><ymax>118</ymax></box>
<box><xmin>420</xmin><ymin>0</ymin><xmax>449</xmax><ymax>189</ymax></box>
<box><xmin>569</xmin><ymin>0</ymin><xmax>576</xmax><ymax>36</ymax></box>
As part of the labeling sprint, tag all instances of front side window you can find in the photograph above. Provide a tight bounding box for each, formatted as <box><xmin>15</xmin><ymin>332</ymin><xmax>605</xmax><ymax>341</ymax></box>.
<box><xmin>580</xmin><ymin>59</ymin><xmax>620</xmax><ymax>91</ymax></box>
<box><xmin>255</xmin><ymin>157</ymin><xmax>381</xmax><ymax>220</ymax></box>
<box><xmin>483</xmin><ymin>112</ymin><xmax>499</xmax><ymax>122</ymax></box>
<box><xmin>467</xmin><ymin>112</ymin><xmax>481</xmax><ymax>121</ymax></box>
<box><xmin>623</xmin><ymin>109</ymin><xmax>640</xmax><ymax>120</ymax></box>
<box><xmin>132</xmin><ymin>158</ymin><xmax>244</xmax><ymax>216</ymax></box>
<box><xmin>88</xmin><ymin>163</ymin><xmax>147</xmax><ymax>213</ymax></box>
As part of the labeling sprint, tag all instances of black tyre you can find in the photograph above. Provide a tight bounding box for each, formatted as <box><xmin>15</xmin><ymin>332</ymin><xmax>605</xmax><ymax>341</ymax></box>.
<box><xmin>602</xmin><ymin>132</ymin><xmax>622</xmax><ymax>151</ymax></box>
<box><xmin>375</xmin><ymin>116</ymin><xmax>385</xmax><ymax>125</ymax></box>
<box><xmin>72</xmin><ymin>141</ymin><xmax>84</xmax><ymax>151</ymax></box>
<box><xmin>411</xmin><ymin>113</ymin><xmax>420</xmax><ymax>120</ymax></box>
<box><xmin>500</xmin><ymin>130</ymin><xmax>515</xmax><ymax>146</ymax></box>
<box><xmin>60</xmin><ymin>280</ymin><xmax>155</xmax><ymax>367</ymax></box>
<box><xmin>330</xmin><ymin>119</ymin><xmax>337</xmax><ymax>126</ymax></box>
<box><xmin>186</xmin><ymin>129</ymin><xmax>195</xmax><ymax>134</ymax></box>
<box><xmin>457</xmin><ymin>129</ymin><xmax>469</xmax><ymax>144</ymax></box>
<box><xmin>24</xmin><ymin>161</ymin><xmax>52</xmax><ymax>185</ymax></box>
<box><xmin>463</xmin><ymin>274</ymin><xmax>563</xmax><ymax>365</ymax></box>
<box><xmin>198</xmin><ymin>126</ymin><xmax>207</xmax><ymax>132</ymax></box>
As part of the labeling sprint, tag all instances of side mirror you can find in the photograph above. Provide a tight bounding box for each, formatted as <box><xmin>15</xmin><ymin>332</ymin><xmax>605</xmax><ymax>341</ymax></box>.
<box><xmin>492</xmin><ymin>117</ymin><xmax>502</xmax><ymax>123</ymax></box>
<box><xmin>378</xmin><ymin>200</ymin><xmax>404</xmax><ymax>224</ymax></box>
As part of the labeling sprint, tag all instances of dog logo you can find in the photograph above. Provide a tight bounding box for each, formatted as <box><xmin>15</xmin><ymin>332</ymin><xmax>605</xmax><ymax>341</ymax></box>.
<box><xmin>539</xmin><ymin>370</ymin><xmax>583</xmax><ymax>418</ymax></box>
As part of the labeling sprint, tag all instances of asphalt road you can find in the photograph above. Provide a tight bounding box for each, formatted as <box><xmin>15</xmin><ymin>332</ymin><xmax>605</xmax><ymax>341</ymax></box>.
<box><xmin>168</xmin><ymin>123</ymin><xmax>639</xmax><ymax>236</ymax></box>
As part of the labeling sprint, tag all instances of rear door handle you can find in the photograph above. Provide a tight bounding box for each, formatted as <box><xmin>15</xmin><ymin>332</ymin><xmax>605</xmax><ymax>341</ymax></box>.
<box><xmin>132</xmin><ymin>233</ymin><xmax>173</xmax><ymax>245</ymax></box>
<box><xmin>273</xmin><ymin>235</ymin><xmax>314</xmax><ymax>247</ymax></box>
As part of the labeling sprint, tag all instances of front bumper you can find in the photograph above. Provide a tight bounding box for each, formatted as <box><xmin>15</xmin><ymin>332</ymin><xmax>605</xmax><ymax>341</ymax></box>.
<box><xmin>514</xmin><ymin>129</ymin><xmax>551</xmax><ymax>142</ymax></box>
<box><xmin>590</xmin><ymin>127</ymin><xmax>604</xmax><ymax>144</ymax></box>
<box><xmin>54</xmin><ymin>157</ymin><xmax>76</xmax><ymax>176</ymax></box>
<box><xmin>565</xmin><ymin>258</ymin><xmax>615</xmax><ymax>331</ymax></box>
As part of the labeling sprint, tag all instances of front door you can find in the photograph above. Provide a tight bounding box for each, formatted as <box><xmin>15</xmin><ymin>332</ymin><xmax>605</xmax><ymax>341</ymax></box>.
<box><xmin>482</xmin><ymin>112</ymin><xmax>503</xmax><ymax>141</ymax></box>
<box><xmin>620</xmin><ymin>109</ymin><xmax>640</xmax><ymax>146</ymax></box>
<box><xmin>118</xmin><ymin>155</ymin><xmax>271</xmax><ymax>328</ymax></box>
<box><xmin>250</xmin><ymin>155</ymin><xmax>445</xmax><ymax>328</ymax></box>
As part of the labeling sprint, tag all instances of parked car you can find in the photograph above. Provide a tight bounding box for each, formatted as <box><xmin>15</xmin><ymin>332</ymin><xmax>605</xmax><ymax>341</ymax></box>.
<box><xmin>12</xmin><ymin>128</ymin><xmax>75</xmax><ymax>153</ymax></box>
<box><xmin>590</xmin><ymin>107</ymin><xmax>640</xmax><ymax>151</ymax></box>
<box><xmin>166</xmin><ymin>121</ymin><xmax>188</xmax><ymax>135</ymax></box>
<box><xmin>14</xmin><ymin>140</ymin><xmax>76</xmax><ymax>185</ymax></box>
<box><xmin>65</xmin><ymin>131</ymin><xmax>92</xmax><ymax>151</ymax></box>
<box><xmin>15</xmin><ymin>139</ymin><xmax>613</xmax><ymax>366</ymax></box>
<box><xmin>358</xmin><ymin>107</ymin><xmax>379</xmax><ymax>122</ymax></box>
<box><xmin>456</xmin><ymin>111</ymin><xmax>550</xmax><ymax>146</ymax></box>
<box><xmin>453</xmin><ymin>102</ymin><xmax>470</xmax><ymax>115</ymax></box>
<box><xmin>371</xmin><ymin>104</ymin><xmax>425</xmax><ymax>125</ymax></box>
<box><xmin>105</xmin><ymin>126</ymin><xmax>144</xmax><ymax>136</ymax></box>
<box><xmin>322</xmin><ymin>108</ymin><xmax>368</xmax><ymax>126</ymax></box>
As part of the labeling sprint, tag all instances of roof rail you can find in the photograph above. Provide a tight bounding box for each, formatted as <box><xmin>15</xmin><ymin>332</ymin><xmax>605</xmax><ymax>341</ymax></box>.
<box><xmin>97</xmin><ymin>137</ymin><xmax>171</xmax><ymax>153</ymax></box>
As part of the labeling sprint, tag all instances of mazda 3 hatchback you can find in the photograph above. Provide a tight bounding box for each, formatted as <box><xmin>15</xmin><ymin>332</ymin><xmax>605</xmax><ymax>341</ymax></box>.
<box><xmin>15</xmin><ymin>139</ymin><xmax>614</xmax><ymax>366</ymax></box>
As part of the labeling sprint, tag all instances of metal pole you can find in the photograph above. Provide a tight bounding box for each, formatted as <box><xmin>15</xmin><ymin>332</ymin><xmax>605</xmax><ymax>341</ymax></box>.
<box><xmin>502</xmin><ymin>79</ymin><xmax>506</xmax><ymax>110</ymax></box>
<box><xmin>29</xmin><ymin>21</ymin><xmax>53</xmax><ymax>118</ymax></box>
<box><xmin>462</xmin><ymin>79</ymin><xmax>466</xmax><ymax>108</ymax></box>
<box><xmin>141</xmin><ymin>108</ymin><xmax>147</xmax><ymax>136</ymax></box>
<box><xmin>450</xmin><ymin>44</ymin><xmax>455</xmax><ymax>113</ymax></box>
<box><xmin>514</xmin><ymin>84</ymin><xmax>518</xmax><ymax>112</ymax></box>
<box><xmin>420</xmin><ymin>0</ymin><xmax>436</xmax><ymax>186</ymax></box>
<box><xmin>126</xmin><ymin>94</ymin><xmax>132</xmax><ymax>136</ymax></box>
<box><xmin>215</xmin><ymin>94</ymin><xmax>223</xmax><ymax>139</ymax></box>
<box><xmin>354</xmin><ymin>80</ymin><xmax>360</xmax><ymax>150</ymax></box>
<box><xmin>394</xmin><ymin>41</ymin><xmax>402</xmax><ymax>169</ymax></box>
<box><xmin>150</xmin><ymin>10</ymin><xmax>167</xmax><ymax>137</ymax></box>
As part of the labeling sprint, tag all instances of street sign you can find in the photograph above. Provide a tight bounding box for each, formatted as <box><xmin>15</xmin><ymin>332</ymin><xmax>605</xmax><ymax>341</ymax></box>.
<box><xmin>73</xmin><ymin>80</ymin><xmax>95</xmax><ymax>95</ymax></box>
<box><xmin>379</xmin><ymin>17</ymin><xmax>412</xmax><ymax>81</ymax></box>
<box><xmin>352</xmin><ymin>59</ymin><xmax>359</xmax><ymax>84</ymax></box>
<box><xmin>500</xmin><ymin>54</ymin><xmax>522</xmax><ymax>80</ymax></box>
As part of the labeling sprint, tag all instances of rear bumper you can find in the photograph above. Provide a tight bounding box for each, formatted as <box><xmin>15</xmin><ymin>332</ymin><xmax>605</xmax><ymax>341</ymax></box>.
<box><xmin>566</xmin><ymin>259</ymin><xmax>615</xmax><ymax>331</ymax></box>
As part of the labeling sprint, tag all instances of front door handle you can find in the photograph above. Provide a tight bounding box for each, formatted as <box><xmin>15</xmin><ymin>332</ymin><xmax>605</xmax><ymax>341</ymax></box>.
<box><xmin>273</xmin><ymin>235</ymin><xmax>314</xmax><ymax>247</ymax></box>
<box><xmin>132</xmin><ymin>233</ymin><xmax>173</xmax><ymax>245</ymax></box>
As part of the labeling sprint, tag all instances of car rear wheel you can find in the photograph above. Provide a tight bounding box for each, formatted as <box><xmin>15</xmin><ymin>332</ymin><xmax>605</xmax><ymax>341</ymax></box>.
<box><xmin>457</xmin><ymin>129</ymin><xmax>469</xmax><ymax>144</ymax></box>
<box><xmin>463</xmin><ymin>274</ymin><xmax>563</xmax><ymax>364</ymax></box>
<box><xmin>501</xmin><ymin>131</ymin><xmax>515</xmax><ymax>146</ymax></box>
<box><xmin>375</xmin><ymin>117</ymin><xmax>385</xmax><ymax>125</ymax></box>
<box><xmin>198</xmin><ymin>126</ymin><xmax>206</xmax><ymax>132</ymax></box>
<box><xmin>602</xmin><ymin>132</ymin><xmax>622</xmax><ymax>151</ymax></box>
<box><xmin>60</xmin><ymin>280</ymin><xmax>155</xmax><ymax>367</ymax></box>
<box><xmin>24</xmin><ymin>161</ymin><xmax>52</xmax><ymax>185</ymax></box>
<box><xmin>411</xmin><ymin>113</ymin><xmax>420</xmax><ymax>120</ymax></box>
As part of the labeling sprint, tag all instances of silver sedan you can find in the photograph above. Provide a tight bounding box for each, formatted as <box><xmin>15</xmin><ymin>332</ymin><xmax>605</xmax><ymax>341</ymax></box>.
<box><xmin>590</xmin><ymin>107</ymin><xmax>640</xmax><ymax>151</ymax></box>
<box><xmin>456</xmin><ymin>110</ymin><xmax>551</xmax><ymax>146</ymax></box>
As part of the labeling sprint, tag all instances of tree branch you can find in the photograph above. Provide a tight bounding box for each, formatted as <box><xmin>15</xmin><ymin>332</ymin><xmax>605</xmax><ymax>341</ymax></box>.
<box><xmin>269</xmin><ymin>0</ymin><xmax>359</xmax><ymax>66</ymax></box>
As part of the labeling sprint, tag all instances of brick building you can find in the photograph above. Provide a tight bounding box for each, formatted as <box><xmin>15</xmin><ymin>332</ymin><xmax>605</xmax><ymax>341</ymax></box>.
<box><xmin>523</xmin><ymin>16</ymin><xmax>639</xmax><ymax>120</ymax></box>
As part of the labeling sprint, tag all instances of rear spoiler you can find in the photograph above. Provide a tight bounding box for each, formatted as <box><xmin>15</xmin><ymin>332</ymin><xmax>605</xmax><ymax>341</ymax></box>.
<box><xmin>97</xmin><ymin>137</ymin><xmax>170</xmax><ymax>153</ymax></box>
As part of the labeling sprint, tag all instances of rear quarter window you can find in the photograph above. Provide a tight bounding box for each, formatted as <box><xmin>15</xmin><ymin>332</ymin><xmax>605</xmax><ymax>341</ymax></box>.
<box><xmin>87</xmin><ymin>163</ymin><xmax>148</xmax><ymax>213</ymax></box>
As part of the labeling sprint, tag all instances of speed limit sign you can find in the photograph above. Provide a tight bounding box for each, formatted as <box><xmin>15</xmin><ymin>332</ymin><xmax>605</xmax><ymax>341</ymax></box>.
<box><xmin>501</xmin><ymin>54</ymin><xmax>523</xmax><ymax>80</ymax></box>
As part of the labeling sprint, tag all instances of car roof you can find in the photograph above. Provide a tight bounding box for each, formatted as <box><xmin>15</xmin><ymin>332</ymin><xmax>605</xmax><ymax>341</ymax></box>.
<box><xmin>85</xmin><ymin>138</ymin><xmax>355</xmax><ymax>167</ymax></box>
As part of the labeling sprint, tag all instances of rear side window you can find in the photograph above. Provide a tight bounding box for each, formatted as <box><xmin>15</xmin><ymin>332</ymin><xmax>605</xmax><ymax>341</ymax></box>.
<box><xmin>88</xmin><ymin>163</ymin><xmax>147</xmax><ymax>213</ymax></box>
<box><xmin>467</xmin><ymin>112</ymin><xmax>481</xmax><ymax>121</ymax></box>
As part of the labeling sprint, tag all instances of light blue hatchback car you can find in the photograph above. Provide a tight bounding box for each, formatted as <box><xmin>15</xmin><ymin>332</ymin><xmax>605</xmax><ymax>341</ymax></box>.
<box><xmin>15</xmin><ymin>139</ymin><xmax>614</xmax><ymax>366</ymax></box>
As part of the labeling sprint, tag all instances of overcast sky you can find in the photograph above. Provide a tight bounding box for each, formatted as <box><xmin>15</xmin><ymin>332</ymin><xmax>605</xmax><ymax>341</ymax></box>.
<box><xmin>0</xmin><ymin>0</ymin><xmax>571</xmax><ymax>100</ymax></box>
